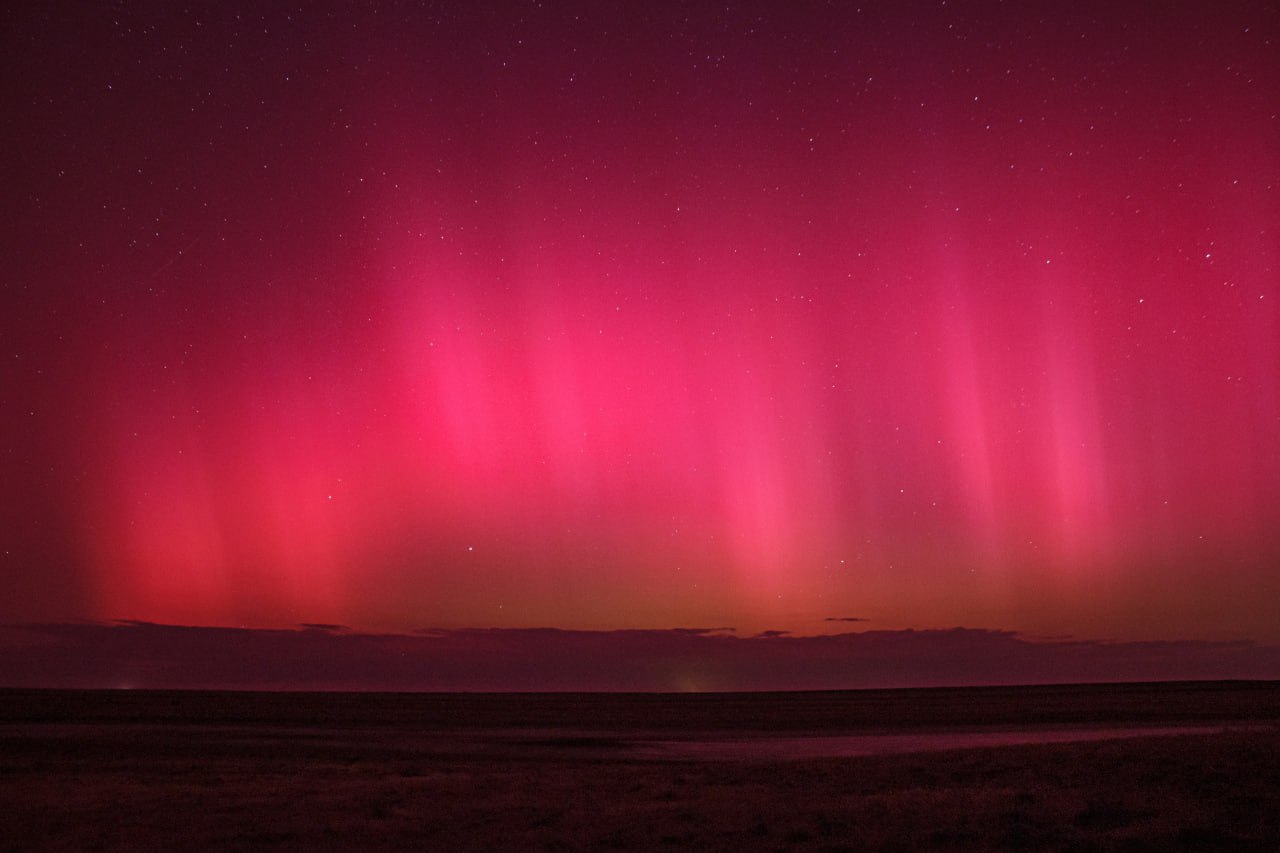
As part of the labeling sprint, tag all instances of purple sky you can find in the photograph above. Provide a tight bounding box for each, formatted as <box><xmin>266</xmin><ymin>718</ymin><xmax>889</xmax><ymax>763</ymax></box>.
<box><xmin>2</xmin><ymin>1</ymin><xmax>1278</xmax><ymax>689</ymax></box>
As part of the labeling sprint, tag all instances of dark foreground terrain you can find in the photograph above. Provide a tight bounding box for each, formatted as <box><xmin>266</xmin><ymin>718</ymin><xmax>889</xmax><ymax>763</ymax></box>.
<box><xmin>2</xmin><ymin>682</ymin><xmax>1278</xmax><ymax>851</ymax></box>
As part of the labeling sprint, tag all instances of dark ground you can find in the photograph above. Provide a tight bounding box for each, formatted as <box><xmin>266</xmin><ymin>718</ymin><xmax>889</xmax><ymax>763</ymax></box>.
<box><xmin>1</xmin><ymin>681</ymin><xmax>1278</xmax><ymax>851</ymax></box>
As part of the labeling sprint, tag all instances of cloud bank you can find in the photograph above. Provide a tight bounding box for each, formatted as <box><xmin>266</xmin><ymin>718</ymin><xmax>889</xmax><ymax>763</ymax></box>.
<box><xmin>3</xmin><ymin>622</ymin><xmax>1279</xmax><ymax>692</ymax></box>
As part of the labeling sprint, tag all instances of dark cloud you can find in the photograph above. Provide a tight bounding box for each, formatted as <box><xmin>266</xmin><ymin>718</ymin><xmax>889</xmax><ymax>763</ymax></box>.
<box><xmin>756</xmin><ymin>630</ymin><xmax>792</xmax><ymax>638</ymax></box>
<box><xmin>825</xmin><ymin>617</ymin><xmax>870</xmax><ymax>623</ymax></box>
<box><xmin>298</xmin><ymin>623</ymin><xmax>348</xmax><ymax>632</ymax></box>
<box><xmin>3</xmin><ymin>622</ymin><xmax>1280</xmax><ymax>691</ymax></box>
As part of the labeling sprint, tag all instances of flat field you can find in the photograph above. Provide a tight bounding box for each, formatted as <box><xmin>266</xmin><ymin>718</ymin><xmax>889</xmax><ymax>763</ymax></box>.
<box><xmin>1</xmin><ymin>682</ymin><xmax>1278</xmax><ymax>851</ymax></box>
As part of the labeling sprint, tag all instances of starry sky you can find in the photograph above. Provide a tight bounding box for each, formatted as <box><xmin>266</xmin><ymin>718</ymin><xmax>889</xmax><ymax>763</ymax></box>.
<box><xmin>3</xmin><ymin>1</ymin><xmax>1278</xmax><ymax>658</ymax></box>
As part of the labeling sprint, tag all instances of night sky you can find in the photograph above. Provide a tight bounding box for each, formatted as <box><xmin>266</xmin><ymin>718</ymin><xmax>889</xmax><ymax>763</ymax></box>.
<box><xmin>3</xmin><ymin>1</ymin><xmax>1278</xmax><ymax>685</ymax></box>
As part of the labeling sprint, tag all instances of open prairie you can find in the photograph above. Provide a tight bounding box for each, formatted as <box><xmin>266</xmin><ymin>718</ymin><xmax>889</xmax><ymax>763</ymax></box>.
<box><xmin>2</xmin><ymin>682</ymin><xmax>1278</xmax><ymax>851</ymax></box>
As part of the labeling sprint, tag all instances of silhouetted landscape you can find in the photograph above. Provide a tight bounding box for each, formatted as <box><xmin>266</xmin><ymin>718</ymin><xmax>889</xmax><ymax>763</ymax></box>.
<box><xmin>2</xmin><ymin>681</ymin><xmax>1277</xmax><ymax>850</ymax></box>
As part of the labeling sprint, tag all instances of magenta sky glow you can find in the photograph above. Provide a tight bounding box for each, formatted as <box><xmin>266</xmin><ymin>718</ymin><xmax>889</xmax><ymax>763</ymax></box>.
<box><xmin>2</xmin><ymin>2</ymin><xmax>1278</xmax><ymax>668</ymax></box>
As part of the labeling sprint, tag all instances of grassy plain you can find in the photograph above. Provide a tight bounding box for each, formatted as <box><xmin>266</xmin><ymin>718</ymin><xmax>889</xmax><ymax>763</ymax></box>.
<box><xmin>1</xmin><ymin>682</ymin><xmax>1277</xmax><ymax>851</ymax></box>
